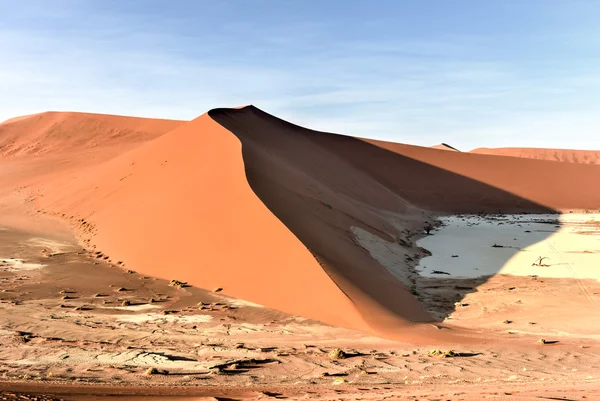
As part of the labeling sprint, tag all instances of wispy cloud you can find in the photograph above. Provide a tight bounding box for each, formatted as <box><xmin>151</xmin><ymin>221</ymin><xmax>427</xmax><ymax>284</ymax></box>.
<box><xmin>2</xmin><ymin>1</ymin><xmax>600</xmax><ymax>150</ymax></box>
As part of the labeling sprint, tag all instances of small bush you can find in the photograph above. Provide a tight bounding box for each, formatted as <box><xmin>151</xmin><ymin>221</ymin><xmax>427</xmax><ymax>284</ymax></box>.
<box><xmin>169</xmin><ymin>279</ymin><xmax>187</xmax><ymax>289</ymax></box>
<box><xmin>328</xmin><ymin>348</ymin><xmax>346</xmax><ymax>360</ymax></box>
<box><xmin>144</xmin><ymin>367</ymin><xmax>159</xmax><ymax>376</ymax></box>
<box><xmin>427</xmin><ymin>349</ymin><xmax>458</xmax><ymax>358</ymax></box>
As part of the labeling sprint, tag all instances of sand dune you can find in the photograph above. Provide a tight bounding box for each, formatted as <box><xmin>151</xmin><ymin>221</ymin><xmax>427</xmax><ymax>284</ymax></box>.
<box><xmin>430</xmin><ymin>143</ymin><xmax>459</xmax><ymax>151</ymax></box>
<box><xmin>0</xmin><ymin>111</ymin><xmax>184</xmax><ymax>158</ymax></box>
<box><xmin>3</xmin><ymin>105</ymin><xmax>600</xmax><ymax>339</ymax></box>
<box><xmin>34</xmin><ymin>113</ymin><xmax>370</xmax><ymax>332</ymax></box>
<box><xmin>0</xmin><ymin>111</ymin><xmax>185</xmax><ymax>227</ymax></box>
<box><xmin>471</xmin><ymin>147</ymin><xmax>600</xmax><ymax>164</ymax></box>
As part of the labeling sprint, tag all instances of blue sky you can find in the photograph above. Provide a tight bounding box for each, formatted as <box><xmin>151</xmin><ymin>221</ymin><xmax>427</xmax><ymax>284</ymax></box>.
<box><xmin>1</xmin><ymin>1</ymin><xmax>600</xmax><ymax>150</ymax></box>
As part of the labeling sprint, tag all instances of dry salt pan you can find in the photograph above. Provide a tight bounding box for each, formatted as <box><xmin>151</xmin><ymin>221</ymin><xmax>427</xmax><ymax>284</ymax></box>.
<box><xmin>0</xmin><ymin>258</ymin><xmax>45</xmax><ymax>272</ymax></box>
<box><xmin>27</xmin><ymin>237</ymin><xmax>76</xmax><ymax>253</ymax></box>
<box><xmin>102</xmin><ymin>304</ymin><xmax>160</xmax><ymax>312</ymax></box>
<box><xmin>114</xmin><ymin>313</ymin><xmax>213</xmax><ymax>324</ymax></box>
<box><xmin>417</xmin><ymin>214</ymin><xmax>600</xmax><ymax>281</ymax></box>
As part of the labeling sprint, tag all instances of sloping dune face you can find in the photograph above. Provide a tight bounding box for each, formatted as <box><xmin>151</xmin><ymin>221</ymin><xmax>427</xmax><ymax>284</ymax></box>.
<box><xmin>471</xmin><ymin>147</ymin><xmax>600</xmax><ymax>165</ymax></box>
<box><xmin>36</xmin><ymin>114</ymin><xmax>369</xmax><ymax>332</ymax></box>
<box><xmin>0</xmin><ymin>111</ymin><xmax>184</xmax><ymax>158</ymax></box>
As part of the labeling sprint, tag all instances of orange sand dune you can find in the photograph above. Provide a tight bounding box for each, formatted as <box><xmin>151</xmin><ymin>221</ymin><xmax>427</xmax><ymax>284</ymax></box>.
<box><xmin>471</xmin><ymin>147</ymin><xmax>600</xmax><ymax>164</ymax></box>
<box><xmin>0</xmin><ymin>111</ymin><xmax>184</xmax><ymax>158</ymax></box>
<box><xmin>35</xmin><ymin>113</ymin><xmax>370</xmax><ymax>332</ymax></box>
<box><xmin>0</xmin><ymin>111</ymin><xmax>185</xmax><ymax>215</ymax></box>
<box><xmin>3</xmin><ymin>106</ymin><xmax>600</xmax><ymax>339</ymax></box>
<box><xmin>430</xmin><ymin>143</ymin><xmax>459</xmax><ymax>151</ymax></box>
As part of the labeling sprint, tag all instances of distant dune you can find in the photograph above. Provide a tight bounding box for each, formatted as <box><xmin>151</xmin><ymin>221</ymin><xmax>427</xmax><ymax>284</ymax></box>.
<box><xmin>0</xmin><ymin>112</ymin><xmax>43</xmax><ymax>125</ymax></box>
<box><xmin>471</xmin><ymin>147</ymin><xmax>600</xmax><ymax>164</ymax></box>
<box><xmin>360</xmin><ymin>137</ymin><xmax>600</xmax><ymax>212</ymax></box>
<box><xmin>431</xmin><ymin>143</ymin><xmax>460</xmax><ymax>152</ymax></box>
<box><xmin>2</xmin><ymin>106</ymin><xmax>600</xmax><ymax>339</ymax></box>
<box><xmin>0</xmin><ymin>111</ymin><xmax>184</xmax><ymax>158</ymax></box>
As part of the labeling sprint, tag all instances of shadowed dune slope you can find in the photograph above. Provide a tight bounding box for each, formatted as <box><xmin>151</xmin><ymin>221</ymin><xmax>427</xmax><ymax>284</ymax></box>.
<box><xmin>36</xmin><ymin>113</ymin><xmax>369</xmax><ymax>332</ymax></box>
<box><xmin>210</xmin><ymin>106</ymin><xmax>600</xmax><ymax>334</ymax></box>
<box><xmin>471</xmin><ymin>147</ymin><xmax>600</xmax><ymax>165</ymax></box>
<box><xmin>210</xmin><ymin>108</ymin><xmax>440</xmax><ymax>335</ymax></box>
<box><xmin>0</xmin><ymin>111</ymin><xmax>185</xmax><ymax>158</ymax></box>
<box><xmin>208</xmin><ymin>106</ymin><xmax>600</xmax><ymax>336</ymax></box>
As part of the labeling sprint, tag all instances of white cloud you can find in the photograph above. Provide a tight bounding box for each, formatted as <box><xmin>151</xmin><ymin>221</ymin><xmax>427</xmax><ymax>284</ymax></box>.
<box><xmin>2</xmin><ymin>4</ymin><xmax>600</xmax><ymax>151</ymax></box>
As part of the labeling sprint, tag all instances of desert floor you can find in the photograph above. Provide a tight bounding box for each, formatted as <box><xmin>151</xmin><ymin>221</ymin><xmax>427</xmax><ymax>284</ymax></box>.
<box><xmin>0</xmin><ymin>214</ymin><xmax>599</xmax><ymax>400</ymax></box>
